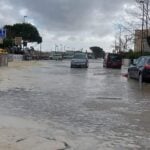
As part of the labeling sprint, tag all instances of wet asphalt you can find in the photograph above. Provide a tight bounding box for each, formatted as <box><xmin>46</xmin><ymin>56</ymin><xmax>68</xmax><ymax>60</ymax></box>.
<box><xmin>0</xmin><ymin>59</ymin><xmax>150</xmax><ymax>149</ymax></box>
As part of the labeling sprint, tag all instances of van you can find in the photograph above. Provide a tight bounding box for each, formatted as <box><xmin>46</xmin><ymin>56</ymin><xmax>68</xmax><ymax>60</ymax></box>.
<box><xmin>103</xmin><ymin>53</ymin><xmax>122</xmax><ymax>69</ymax></box>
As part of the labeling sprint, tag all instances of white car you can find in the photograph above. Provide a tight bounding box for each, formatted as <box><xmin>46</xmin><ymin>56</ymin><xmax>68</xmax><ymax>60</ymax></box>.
<box><xmin>70</xmin><ymin>53</ymin><xmax>88</xmax><ymax>68</ymax></box>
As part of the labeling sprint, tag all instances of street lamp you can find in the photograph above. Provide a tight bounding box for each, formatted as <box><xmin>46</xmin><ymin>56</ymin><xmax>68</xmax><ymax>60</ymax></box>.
<box><xmin>24</xmin><ymin>16</ymin><xmax>27</xmax><ymax>23</ymax></box>
<box><xmin>64</xmin><ymin>45</ymin><xmax>66</xmax><ymax>52</ymax></box>
<box><xmin>140</xmin><ymin>0</ymin><xmax>145</xmax><ymax>55</ymax></box>
<box><xmin>55</xmin><ymin>44</ymin><xmax>58</xmax><ymax>53</ymax></box>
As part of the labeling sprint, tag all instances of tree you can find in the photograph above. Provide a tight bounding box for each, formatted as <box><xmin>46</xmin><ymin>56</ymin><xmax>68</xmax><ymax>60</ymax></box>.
<box><xmin>36</xmin><ymin>36</ymin><xmax>42</xmax><ymax>44</ymax></box>
<box><xmin>90</xmin><ymin>46</ymin><xmax>104</xmax><ymax>59</ymax></box>
<box><xmin>2</xmin><ymin>23</ymin><xmax>42</xmax><ymax>49</ymax></box>
<box><xmin>114</xmin><ymin>0</ymin><xmax>150</xmax><ymax>51</ymax></box>
<box><xmin>11</xmin><ymin>23</ymin><xmax>42</xmax><ymax>43</ymax></box>
<box><xmin>4</xmin><ymin>25</ymin><xmax>14</xmax><ymax>39</ymax></box>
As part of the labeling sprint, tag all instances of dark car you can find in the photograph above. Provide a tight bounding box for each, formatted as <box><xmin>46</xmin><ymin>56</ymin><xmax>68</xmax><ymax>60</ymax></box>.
<box><xmin>103</xmin><ymin>53</ymin><xmax>122</xmax><ymax>69</ymax></box>
<box><xmin>70</xmin><ymin>53</ymin><xmax>88</xmax><ymax>68</ymax></box>
<box><xmin>128</xmin><ymin>56</ymin><xmax>150</xmax><ymax>82</ymax></box>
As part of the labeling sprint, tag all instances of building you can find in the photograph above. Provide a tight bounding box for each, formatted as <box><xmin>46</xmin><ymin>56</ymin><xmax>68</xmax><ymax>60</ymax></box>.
<box><xmin>63</xmin><ymin>50</ymin><xmax>75</xmax><ymax>59</ymax></box>
<box><xmin>134</xmin><ymin>29</ymin><xmax>150</xmax><ymax>52</ymax></box>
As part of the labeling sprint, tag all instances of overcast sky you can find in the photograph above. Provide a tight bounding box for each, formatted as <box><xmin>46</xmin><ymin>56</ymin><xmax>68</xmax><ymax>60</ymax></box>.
<box><xmin>0</xmin><ymin>0</ymin><xmax>137</xmax><ymax>52</ymax></box>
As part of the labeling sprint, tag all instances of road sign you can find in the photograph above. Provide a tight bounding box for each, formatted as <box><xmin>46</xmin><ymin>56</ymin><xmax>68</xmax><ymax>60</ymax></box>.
<box><xmin>15</xmin><ymin>37</ymin><xmax>22</xmax><ymax>45</ymax></box>
<box><xmin>0</xmin><ymin>28</ymin><xmax>6</xmax><ymax>38</ymax></box>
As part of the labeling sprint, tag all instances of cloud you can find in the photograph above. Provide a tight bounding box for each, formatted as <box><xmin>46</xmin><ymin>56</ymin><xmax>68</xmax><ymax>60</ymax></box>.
<box><xmin>0</xmin><ymin>0</ymin><xmax>136</xmax><ymax>51</ymax></box>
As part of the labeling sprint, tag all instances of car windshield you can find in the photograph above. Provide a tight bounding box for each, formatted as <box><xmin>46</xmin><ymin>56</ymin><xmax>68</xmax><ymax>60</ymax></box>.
<box><xmin>73</xmin><ymin>53</ymin><xmax>86</xmax><ymax>59</ymax></box>
<box><xmin>109</xmin><ymin>54</ymin><xmax>121</xmax><ymax>60</ymax></box>
<box><xmin>136</xmin><ymin>57</ymin><xmax>143</xmax><ymax>64</ymax></box>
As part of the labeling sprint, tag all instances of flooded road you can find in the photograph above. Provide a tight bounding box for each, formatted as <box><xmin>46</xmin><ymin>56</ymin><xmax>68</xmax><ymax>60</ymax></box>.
<box><xmin>0</xmin><ymin>60</ymin><xmax>150</xmax><ymax>149</ymax></box>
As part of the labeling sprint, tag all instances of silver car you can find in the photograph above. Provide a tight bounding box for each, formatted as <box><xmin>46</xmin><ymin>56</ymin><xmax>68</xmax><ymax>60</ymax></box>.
<box><xmin>70</xmin><ymin>53</ymin><xmax>88</xmax><ymax>68</ymax></box>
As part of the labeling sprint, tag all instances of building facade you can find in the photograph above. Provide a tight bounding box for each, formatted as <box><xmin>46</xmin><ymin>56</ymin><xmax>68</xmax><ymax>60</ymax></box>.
<box><xmin>134</xmin><ymin>29</ymin><xmax>150</xmax><ymax>52</ymax></box>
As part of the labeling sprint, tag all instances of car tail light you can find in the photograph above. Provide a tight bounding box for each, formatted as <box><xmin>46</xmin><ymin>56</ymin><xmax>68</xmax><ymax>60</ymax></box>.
<box><xmin>144</xmin><ymin>64</ymin><xmax>150</xmax><ymax>69</ymax></box>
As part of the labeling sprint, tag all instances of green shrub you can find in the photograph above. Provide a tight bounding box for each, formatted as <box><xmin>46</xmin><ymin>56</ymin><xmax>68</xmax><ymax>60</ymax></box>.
<box><xmin>123</xmin><ymin>51</ymin><xmax>150</xmax><ymax>59</ymax></box>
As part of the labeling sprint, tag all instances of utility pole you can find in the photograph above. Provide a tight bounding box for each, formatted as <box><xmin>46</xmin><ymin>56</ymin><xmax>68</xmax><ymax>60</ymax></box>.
<box><xmin>119</xmin><ymin>25</ymin><xmax>122</xmax><ymax>53</ymax></box>
<box><xmin>146</xmin><ymin>0</ymin><xmax>149</xmax><ymax>37</ymax></box>
<box><xmin>55</xmin><ymin>44</ymin><xmax>58</xmax><ymax>53</ymax></box>
<box><xmin>124</xmin><ymin>35</ymin><xmax>128</xmax><ymax>51</ymax></box>
<box><xmin>140</xmin><ymin>0</ymin><xmax>145</xmax><ymax>55</ymax></box>
<box><xmin>60</xmin><ymin>44</ymin><xmax>63</xmax><ymax>51</ymax></box>
<box><xmin>40</xmin><ymin>43</ymin><xmax>42</xmax><ymax>59</ymax></box>
<box><xmin>114</xmin><ymin>39</ymin><xmax>117</xmax><ymax>53</ymax></box>
<box><xmin>64</xmin><ymin>45</ymin><xmax>66</xmax><ymax>52</ymax></box>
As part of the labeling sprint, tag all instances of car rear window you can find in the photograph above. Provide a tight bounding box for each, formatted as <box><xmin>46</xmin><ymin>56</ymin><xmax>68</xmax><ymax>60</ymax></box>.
<box><xmin>109</xmin><ymin>54</ymin><xmax>121</xmax><ymax>60</ymax></box>
<box><xmin>73</xmin><ymin>53</ymin><xmax>86</xmax><ymax>59</ymax></box>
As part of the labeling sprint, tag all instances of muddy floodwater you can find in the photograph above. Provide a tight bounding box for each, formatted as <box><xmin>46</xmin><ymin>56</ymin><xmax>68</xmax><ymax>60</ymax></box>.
<box><xmin>0</xmin><ymin>60</ymin><xmax>150</xmax><ymax>149</ymax></box>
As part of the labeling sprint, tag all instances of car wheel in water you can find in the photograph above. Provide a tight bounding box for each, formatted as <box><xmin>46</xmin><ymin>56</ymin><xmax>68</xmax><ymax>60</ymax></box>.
<box><xmin>86</xmin><ymin>64</ymin><xmax>88</xmax><ymax>68</ymax></box>
<box><xmin>103</xmin><ymin>63</ymin><xmax>105</xmax><ymax>68</ymax></box>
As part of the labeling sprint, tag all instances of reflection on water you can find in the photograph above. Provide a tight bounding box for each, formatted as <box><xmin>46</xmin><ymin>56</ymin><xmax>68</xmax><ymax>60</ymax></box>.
<box><xmin>0</xmin><ymin>60</ymin><xmax>150</xmax><ymax>149</ymax></box>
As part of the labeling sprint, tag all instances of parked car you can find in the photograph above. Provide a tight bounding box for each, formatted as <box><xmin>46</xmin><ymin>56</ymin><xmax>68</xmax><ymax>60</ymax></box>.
<box><xmin>128</xmin><ymin>56</ymin><xmax>150</xmax><ymax>82</ymax></box>
<box><xmin>103</xmin><ymin>53</ymin><xmax>122</xmax><ymax>69</ymax></box>
<box><xmin>70</xmin><ymin>53</ymin><xmax>88</xmax><ymax>68</ymax></box>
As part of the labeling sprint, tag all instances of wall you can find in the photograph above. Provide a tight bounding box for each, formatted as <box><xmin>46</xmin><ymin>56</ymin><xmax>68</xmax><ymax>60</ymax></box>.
<box><xmin>0</xmin><ymin>54</ymin><xmax>8</xmax><ymax>66</ymax></box>
<box><xmin>8</xmin><ymin>54</ymin><xmax>23</xmax><ymax>62</ymax></box>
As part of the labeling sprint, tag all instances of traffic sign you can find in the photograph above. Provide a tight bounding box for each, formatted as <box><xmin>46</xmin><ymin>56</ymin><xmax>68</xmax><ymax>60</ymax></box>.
<box><xmin>15</xmin><ymin>37</ymin><xmax>22</xmax><ymax>45</ymax></box>
<box><xmin>0</xmin><ymin>28</ymin><xmax>6</xmax><ymax>38</ymax></box>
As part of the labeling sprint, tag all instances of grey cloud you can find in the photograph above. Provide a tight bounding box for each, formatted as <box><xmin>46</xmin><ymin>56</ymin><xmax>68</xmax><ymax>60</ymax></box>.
<box><xmin>4</xmin><ymin>0</ymin><xmax>134</xmax><ymax>32</ymax></box>
<box><xmin>0</xmin><ymin>0</ymin><xmax>135</xmax><ymax>50</ymax></box>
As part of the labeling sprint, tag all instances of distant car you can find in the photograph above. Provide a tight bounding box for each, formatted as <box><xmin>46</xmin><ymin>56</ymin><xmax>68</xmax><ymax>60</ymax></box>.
<box><xmin>103</xmin><ymin>53</ymin><xmax>122</xmax><ymax>69</ymax></box>
<box><xmin>128</xmin><ymin>56</ymin><xmax>150</xmax><ymax>82</ymax></box>
<box><xmin>70</xmin><ymin>53</ymin><xmax>88</xmax><ymax>68</ymax></box>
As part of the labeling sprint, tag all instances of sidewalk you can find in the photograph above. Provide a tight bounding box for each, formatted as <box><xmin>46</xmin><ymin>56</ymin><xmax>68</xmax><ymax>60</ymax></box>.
<box><xmin>0</xmin><ymin>115</ymin><xmax>70</xmax><ymax>150</ymax></box>
<box><xmin>8</xmin><ymin>60</ymin><xmax>40</xmax><ymax>68</ymax></box>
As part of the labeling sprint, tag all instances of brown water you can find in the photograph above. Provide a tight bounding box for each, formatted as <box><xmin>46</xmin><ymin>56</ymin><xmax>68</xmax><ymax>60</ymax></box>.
<box><xmin>0</xmin><ymin>60</ymin><xmax>150</xmax><ymax>149</ymax></box>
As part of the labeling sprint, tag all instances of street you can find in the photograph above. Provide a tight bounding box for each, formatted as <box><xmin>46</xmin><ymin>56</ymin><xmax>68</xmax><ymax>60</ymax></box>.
<box><xmin>0</xmin><ymin>60</ymin><xmax>150</xmax><ymax>149</ymax></box>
